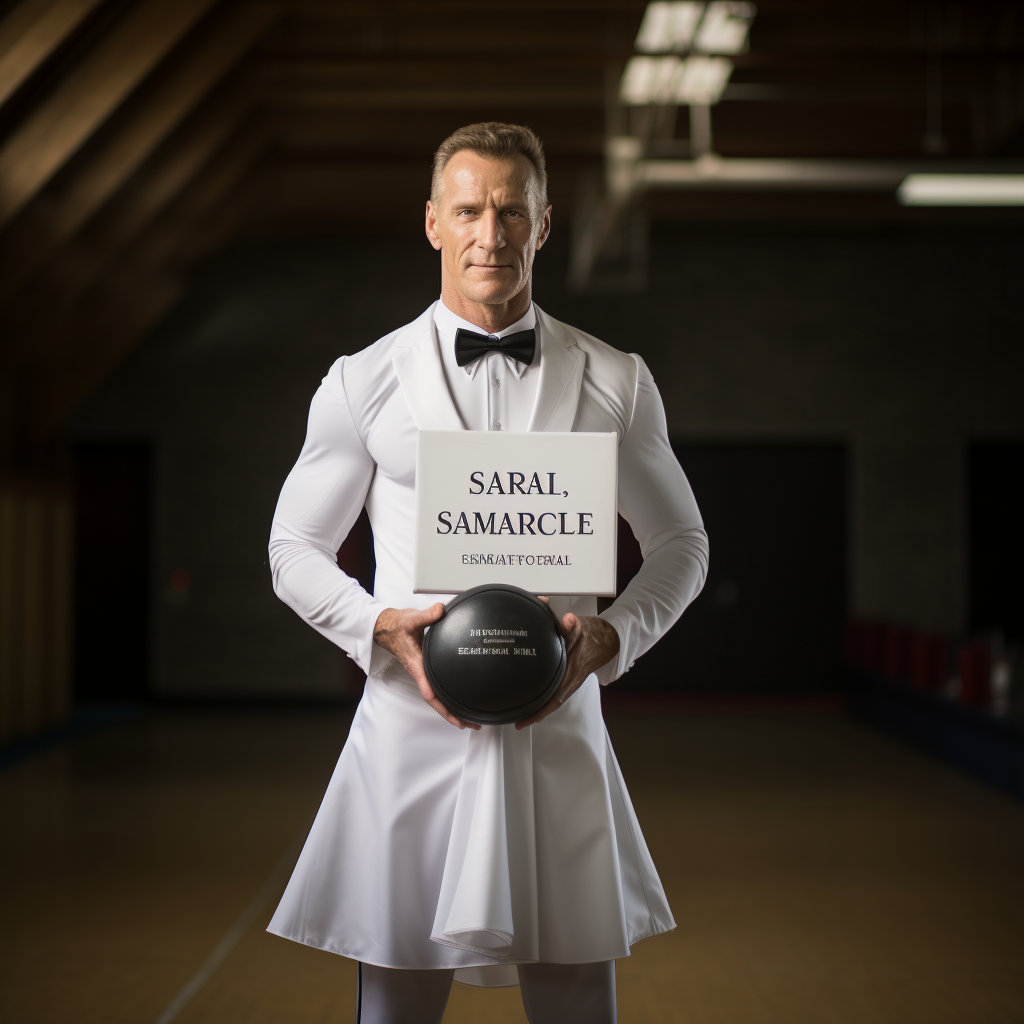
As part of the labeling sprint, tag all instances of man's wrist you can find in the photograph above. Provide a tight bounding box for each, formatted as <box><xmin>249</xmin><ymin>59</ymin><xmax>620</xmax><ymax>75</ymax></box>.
<box><xmin>591</xmin><ymin>612</ymin><xmax>624</xmax><ymax>683</ymax></box>
<box><xmin>373</xmin><ymin>607</ymin><xmax>398</xmax><ymax>646</ymax></box>
<box><xmin>584</xmin><ymin>615</ymin><xmax>620</xmax><ymax>673</ymax></box>
<box><xmin>597</xmin><ymin>615</ymin><xmax>620</xmax><ymax>650</ymax></box>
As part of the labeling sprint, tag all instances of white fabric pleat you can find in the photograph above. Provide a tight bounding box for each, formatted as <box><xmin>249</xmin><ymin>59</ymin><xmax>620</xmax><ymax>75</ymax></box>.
<box><xmin>432</xmin><ymin>725</ymin><xmax>530</xmax><ymax>953</ymax></box>
<box><xmin>268</xmin><ymin>667</ymin><xmax>675</xmax><ymax>987</ymax></box>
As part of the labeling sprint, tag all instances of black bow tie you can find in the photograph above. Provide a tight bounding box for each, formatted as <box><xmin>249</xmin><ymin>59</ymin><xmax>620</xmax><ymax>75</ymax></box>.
<box><xmin>454</xmin><ymin>327</ymin><xmax>536</xmax><ymax>368</ymax></box>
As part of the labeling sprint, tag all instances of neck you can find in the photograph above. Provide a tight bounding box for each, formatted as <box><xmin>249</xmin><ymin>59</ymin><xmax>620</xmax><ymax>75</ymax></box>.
<box><xmin>441</xmin><ymin>280</ymin><xmax>532</xmax><ymax>334</ymax></box>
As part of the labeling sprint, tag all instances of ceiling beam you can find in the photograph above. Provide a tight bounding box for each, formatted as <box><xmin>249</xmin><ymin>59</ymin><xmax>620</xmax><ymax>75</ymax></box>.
<box><xmin>280</xmin><ymin>86</ymin><xmax>604</xmax><ymax>109</ymax></box>
<box><xmin>133</xmin><ymin>119</ymin><xmax>270</xmax><ymax>271</ymax></box>
<box><xmin>282</xmin><ymin>0</ymin><xmax>644</xmax><ymax>18</ymax></box>
<box><xmin>0</xmin><ymin>0</ymin><xmax>54</xmax><ymax>54</ymax></box>
<box><xmin>27</xmin><ymin>125</ymin><xmax>270</xmax><ymax>440</ymax></box>
<box><xmin>0</xmin><ymin>0</ymin><xmax>108</xmax><ymax>109</ymax></box>
<box><xmin>0</xmin><ymin>2</ymin><xmax>277</xmax><ymax>307</ymax></box>
<box><xmin>0</xmin><ymin>83</ymin><xmax>256</xmax><ymax>361</ymax></box>
<box><xmin>0</xmin><ymin>0</ymin><xmax>221</xmax><ymax>227</ymax></box>
<box><xmin>87</xmin><ymin>99</ymin><xmax>260</xmax><ymax>269</ymax></box>
<box><xmin>234</xmin><ymin>145</ymin><xmax>596</xmax><ymax>231</ymax></box>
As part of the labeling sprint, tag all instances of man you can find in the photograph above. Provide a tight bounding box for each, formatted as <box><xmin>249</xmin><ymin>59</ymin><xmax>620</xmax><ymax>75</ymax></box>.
<box><xmin>267</xmin><ymin>123</ymin><xmax>708</xmax><ymax>1024</ymax></box>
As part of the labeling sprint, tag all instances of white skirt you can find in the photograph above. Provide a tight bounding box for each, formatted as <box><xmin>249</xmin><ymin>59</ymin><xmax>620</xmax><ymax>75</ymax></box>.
<box><xmin>267</xmin><ymin>664</ymin><xmax>675</xmax><ymax>988</ymax></box>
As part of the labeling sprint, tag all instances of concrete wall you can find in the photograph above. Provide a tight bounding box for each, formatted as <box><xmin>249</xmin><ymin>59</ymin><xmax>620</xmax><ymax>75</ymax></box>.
<box><xmin>72</xmin><ymin>228</ymin><xmax>1024</xmax><ymax>697</ymax></box>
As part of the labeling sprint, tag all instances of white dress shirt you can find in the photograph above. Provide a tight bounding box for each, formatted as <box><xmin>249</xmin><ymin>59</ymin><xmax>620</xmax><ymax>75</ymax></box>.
<box><xmin>434</xmin><ymin>299</ymin><xmax>539</xmax><ymax>432</ymax></box>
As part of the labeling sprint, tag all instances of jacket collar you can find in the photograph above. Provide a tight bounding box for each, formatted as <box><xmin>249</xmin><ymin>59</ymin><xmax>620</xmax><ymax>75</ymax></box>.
<box><xmin>392</xmin><ymin>301</ymin><xmax>586</xmax><ymax>433</ymax></box>
<box><xmin>392</xmin><ymin>302</ymin><xmax>464</xmax><ymax>431</ymax></box>
<box><xmin>527</xmin><ymin>306</ymin><xmax>585</xmax><ymax>433</ymax></box>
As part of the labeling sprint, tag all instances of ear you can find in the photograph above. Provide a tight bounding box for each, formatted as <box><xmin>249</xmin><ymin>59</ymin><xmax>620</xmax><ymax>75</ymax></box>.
<box><xmin>425</xmin><ymin>200</ymin><xmax>443</xmax><ymax>251</ymax></box>
<box><xmin>535</xmin><ymin>205</ymin><xmax>552</xmax><ymax>250</ymax></box>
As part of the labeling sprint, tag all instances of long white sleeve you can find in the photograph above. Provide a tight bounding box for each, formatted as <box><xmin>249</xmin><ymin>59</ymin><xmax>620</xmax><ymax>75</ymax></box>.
<box><xmin>597</xmin><ymin>356</ymin><xmax>709</xmax><ymax>684</ymax></box>
<box><xmin>268</xmin><ymin>358</ymin><xmax>388</xmax><ymax>673</ymax></box>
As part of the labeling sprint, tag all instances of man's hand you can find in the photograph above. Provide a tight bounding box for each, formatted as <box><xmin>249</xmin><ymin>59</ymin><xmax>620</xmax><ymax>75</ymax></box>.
<box><xmin>373</xmin><ymin>605</ymin><xmax>480</xmax><ymax>730</ymax></box>
<box><xmin>515</xmin><ymin>607</ymin><xmax>620</xmax><ymax>729</ymax></box>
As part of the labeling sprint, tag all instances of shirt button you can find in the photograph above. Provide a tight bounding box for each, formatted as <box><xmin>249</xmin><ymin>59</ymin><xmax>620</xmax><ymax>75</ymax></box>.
<box><xmin>493</xmin><ymin>378</ymin><xmax>500</xmax><ymax>388</ymax></box>
<box><xmin>494</xmin><ymin>421</ymin><xmax>501</xmax><ymax>430</ymax></box>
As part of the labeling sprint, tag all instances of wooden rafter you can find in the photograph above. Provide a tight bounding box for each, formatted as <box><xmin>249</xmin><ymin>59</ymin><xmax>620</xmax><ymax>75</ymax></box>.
<box><xmin>0</xmin><ymin>0</ymin><xmax>108</xmax><ymax>108</ymax></box>
<box><xmin>0</xmin><ymin>79</ymin><xmax>257</xmax><ymax>363</ymax></box>
<box><xmin>29</xmin><ymin>121</ymin><xmax>271</xmax><ymax>440</ymax></box>
<box><xmin>0</xmin><ymin>0</ymin><xmax>220</xmax><ymax>228</ymax></box>
<box><xmin>131</xmin><ymin>117</ymin><xmax>270</xmax><ymax>271</ymax></box>
<box><xmin>0</xmin><ymin>0</ymin><xmax>278</xmax><ymax>307</ymax></box>
<box><xmin>281</xmin><ymin>86</ymin><xmax>605</xmax><ymax>110</ymax></box>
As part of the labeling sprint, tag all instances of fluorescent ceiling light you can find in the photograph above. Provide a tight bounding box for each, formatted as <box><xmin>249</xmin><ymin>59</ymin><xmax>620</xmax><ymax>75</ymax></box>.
<box><xmin>677</xmin><ymin>55</ymin><xmax>733</xmax><ymax>104</ymax></box>
<box><xmin>897</xmin><ymin>174</ymin><xmax>1024</xmax><ymax>206</ymax></box>
<box><xmin>635</xmin><ymin>1</ymin><xmax>705</xmax><ymax>53</ymax></box>
<box><xmin>620</xmin><ymin>55</ymin><xmax>734</xmax><ymax>105</ymax></box>
<box><xmin>693</xmin><ymin>1</ymin><xmax>755</xmax><ymax>54</ymax></box>
<box><xmin>620</xmin><ymin>56</ymin><xmax>680</xmax><ymax>104</ymax></box>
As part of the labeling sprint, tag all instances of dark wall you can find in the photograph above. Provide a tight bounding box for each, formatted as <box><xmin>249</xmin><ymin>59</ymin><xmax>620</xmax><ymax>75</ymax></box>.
<box><xmin>73</xmin><ymin>443</ymin><xmax>152</xmax><ymax>701</ymax></box>
<box><xmin>621</xmin><ymin>442</ymin><xmax>847</xmax><ymax>693</ymax></box>
<box><xmin>970</xmin><ymin>442</ymin><xmax>1024</xmax><ymax>643</ymax></box>
<box><xmin>71</xmin><ymin>226</ymin><xmax>1024</xmax><ymax>697</ymax></box>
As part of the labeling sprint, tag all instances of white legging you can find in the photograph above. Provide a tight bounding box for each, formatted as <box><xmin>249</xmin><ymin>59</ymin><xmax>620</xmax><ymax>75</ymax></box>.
<box><xmin>356</xmin><ymin>960</ymin><xmax>616</xmax><ymax>1024</ymax></box>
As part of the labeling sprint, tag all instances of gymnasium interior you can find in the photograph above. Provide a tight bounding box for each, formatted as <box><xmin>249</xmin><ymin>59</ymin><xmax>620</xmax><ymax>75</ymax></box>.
<box><xmin>1</xmin><ymin>2</ymin><xmax>1022</xmax><ymax>1022</ymax></box>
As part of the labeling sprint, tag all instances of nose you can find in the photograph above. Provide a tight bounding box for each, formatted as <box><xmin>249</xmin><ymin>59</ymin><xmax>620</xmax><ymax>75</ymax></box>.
<box><xmin>477</xmin><ymin>208</ymin><xmax>506</xmax><ymax>253</ymax></box>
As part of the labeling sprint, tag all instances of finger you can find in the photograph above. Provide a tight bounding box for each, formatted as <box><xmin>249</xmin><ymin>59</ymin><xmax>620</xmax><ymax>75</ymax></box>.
<box><xmin>397</xmin><ymin>635</ymin><xmax>475</xmax><ymax>731</ymax></box>
<box><xmin>411</xmin><ymin>602</ymin><xmax>445</xmax><ymax>628</ymax></box>
<box><xmin>516</xmin><ymin>698</ymin><xmax>558</xmax><ymax>729</ymax></box>
<box><xmin>427</xmin><ymin>695</ymin><xmax>479</xmax><ymax>730</ymax></box>
<box><xmin>559</xmin><ymin>612</ymin><xmax>583</xmax><ymax>645</ymax></box>
<box><xmin>402</xmin><ymin>639</ymin><xmax>435</xmax><ymax>692</ymax></box>
<box><xmin>413</xmin><ymin>673</ymin><xmax>437</xmax><ymax>703</ymax></box>
<box><xmin>427</xmin><ymin>696</ymin><xmax>465</xmax><ymax>729</ymax></box>
<box><xmin>515</xmin><ymin>708</ymin><xmax>546</xmax><ymax>729</ymax></box>
<box><xmin>409</xmin><ymin>658</ymin><xmax>480</xmax><ymax>728</ymax></box>
<box><xmin>536</xmin><ymin>595</ymin><xmax>550</xmax><ymax>604</ymax></box>
<box><xmin>515</xmin><ymin>676</ymin><xmax>579</xmax><ymax>729</ymax></box>
<box><xmin>398</xmin><ymin>641</ymin><xmax>431</xmax><ymax>687</ymax></box>
<box><xmin>413</xmin><ymin>675</ymin><xmax>476</xmax><ymax>730</ymax></box>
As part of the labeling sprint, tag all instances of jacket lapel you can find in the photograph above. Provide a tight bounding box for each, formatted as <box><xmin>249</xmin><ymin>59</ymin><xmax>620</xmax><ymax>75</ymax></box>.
<box><xmin>528</xmin><ymin>306</ymin><xmax>586</xmax><ymax>433</ymax></box>
<box><xmin>392</xmin><ymin>302</ymin><xmax>465</xmax><ymax>431</ymax></box>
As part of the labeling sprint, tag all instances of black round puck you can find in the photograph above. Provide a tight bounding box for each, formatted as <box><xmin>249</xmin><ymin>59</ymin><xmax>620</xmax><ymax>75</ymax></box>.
<box><xmin>422</xmin><ymin>584</ymin><xmax>567</xmax><ymax>726</ymax></box>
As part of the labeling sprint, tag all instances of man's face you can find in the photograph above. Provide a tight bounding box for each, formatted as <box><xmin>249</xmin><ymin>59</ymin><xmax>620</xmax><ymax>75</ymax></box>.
<box><xmin>425</xmin><ymin>150</ymin><xmax>551</xmax><ymax>308</ymax></box>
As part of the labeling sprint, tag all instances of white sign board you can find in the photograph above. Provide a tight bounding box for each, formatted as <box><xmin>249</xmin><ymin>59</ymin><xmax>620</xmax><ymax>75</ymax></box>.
<box><xmin>414</xmin><ymin>431</ymin><xmax>618</xmax><ymax>596</ymax></box>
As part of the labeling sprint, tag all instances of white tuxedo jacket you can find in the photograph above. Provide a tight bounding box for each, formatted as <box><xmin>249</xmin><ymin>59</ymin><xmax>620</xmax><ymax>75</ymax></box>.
<box><xmin>269</xmin><ymin>301</ymin><xmax>708</xmax><ymax>684</ymax></box>
<box><xmin>266</xmin><ymin>301</ymin><xmax>709</xmax><ymax>982</ymax></box>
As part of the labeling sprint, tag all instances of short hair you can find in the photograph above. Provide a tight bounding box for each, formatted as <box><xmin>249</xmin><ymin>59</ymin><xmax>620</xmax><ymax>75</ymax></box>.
<box><xmin>431</xmin><ymin>122</ymin><xmax>548</xmax><ymax>209</ymax></box>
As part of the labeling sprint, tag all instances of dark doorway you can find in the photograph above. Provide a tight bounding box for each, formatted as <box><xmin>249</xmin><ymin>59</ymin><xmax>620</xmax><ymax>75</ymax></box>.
<box><xmin>970</xmin><ymin>442</ymin><xmax>1024</xmax><ymax>643</ymax></box>
<box><xmin>73</xmin><ymin>443</ymin><xmax>152</xmax><ymax>701</ymax></box>
<box><xmin>618</xmin><ymin>441</ymin><xmax>847</xmax><ymax>693</ymax></box>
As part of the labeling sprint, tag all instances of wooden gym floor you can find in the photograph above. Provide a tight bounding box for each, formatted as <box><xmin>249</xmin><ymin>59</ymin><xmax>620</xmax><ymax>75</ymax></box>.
<box><xmin>1</xmin><ymin>705</ymin><xmax>1022</xmax><ymax>1024</ymax></box>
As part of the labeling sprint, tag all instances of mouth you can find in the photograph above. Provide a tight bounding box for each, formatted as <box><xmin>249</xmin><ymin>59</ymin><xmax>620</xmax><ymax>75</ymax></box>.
<box><xmin>469</xmin><ymin>264</ymin><xmax>512</xmax><ymax>272</ymax></box>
